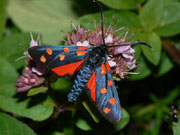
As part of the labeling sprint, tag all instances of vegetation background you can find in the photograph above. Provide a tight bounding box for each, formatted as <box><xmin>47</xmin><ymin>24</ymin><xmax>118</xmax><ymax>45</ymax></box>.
<box><xmin>0</xmin><ymin>0</ymin><xmax>180</xmax><ymax>135</ymax></box>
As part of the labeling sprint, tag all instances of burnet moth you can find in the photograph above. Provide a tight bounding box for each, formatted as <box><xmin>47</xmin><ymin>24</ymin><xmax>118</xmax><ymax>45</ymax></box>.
<box><xmin>28</xmin><ymin>0</ymin><xmax>151</xmax><ymax>123</ymax></box>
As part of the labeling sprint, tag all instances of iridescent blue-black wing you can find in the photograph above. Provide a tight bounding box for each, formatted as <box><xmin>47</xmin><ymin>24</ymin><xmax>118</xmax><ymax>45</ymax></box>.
<box><xmin>28</xmin><ymin>45</ymin><xmax>90</xmax><ymax>77</ymax></box>
<box><xmin>86</xmin><ymin>61</ymin><xmax>121</xmax><ymax>123</ymax></box>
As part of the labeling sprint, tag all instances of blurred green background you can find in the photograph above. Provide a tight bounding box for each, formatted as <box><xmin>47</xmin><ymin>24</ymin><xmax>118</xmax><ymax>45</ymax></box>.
<box><xmin>0</xmin><ymin>0</ymin><xmax>180</xmax><ymax>135</ymax></box>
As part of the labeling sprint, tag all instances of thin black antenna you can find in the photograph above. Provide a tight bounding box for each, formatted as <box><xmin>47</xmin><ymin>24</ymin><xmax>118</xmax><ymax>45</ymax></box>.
<box><xmin>108</xmin><ymin>42</ymin><xmax>152</xmax><ymax>49</ymax></box>
<box><xmin>93</xmin><ymin>0</ymin><xmax>105</xmax><ymax>45</ymax></box>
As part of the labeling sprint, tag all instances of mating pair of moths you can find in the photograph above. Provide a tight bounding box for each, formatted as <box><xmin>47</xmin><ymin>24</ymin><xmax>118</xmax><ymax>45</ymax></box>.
<box><xmin>28</xmin><ymin>3</ymin><xmax>150</xmax><ymax>123</ymax></box>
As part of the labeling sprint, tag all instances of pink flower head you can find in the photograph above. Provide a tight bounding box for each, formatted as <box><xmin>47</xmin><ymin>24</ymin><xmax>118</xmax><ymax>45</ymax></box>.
<box><xmin>14</xmin><ymin>66</ymin><xmax>45</xmax><ymax>93</ymax></box>
<box><xmin>14</xmin><ymin>34</ymin><xmax>47</xmax><ymax>93</ymax></box>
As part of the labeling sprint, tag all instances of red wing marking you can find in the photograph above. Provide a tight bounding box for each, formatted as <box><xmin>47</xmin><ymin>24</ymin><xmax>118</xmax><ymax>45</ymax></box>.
<box><xmin>63</xmin><ymin>47</ymin><xmax>69</xmax><ymax>52</ymax></box>
<box><xmin>51</xmin><ymin>60</ymin><xmax>84</xmax><ymax>76</ymax></box>
<box><xmin>108</xmin><ymin>80</ymin><xmax>113</xmax><ymax>87</ymax></box>
<box><xmin>76</xmin><ymin>51</ymin><xmax>87</xmax><ymax>56</ymax></box>
<box><xmin>77</xmin><ymin>46</ymin><xmax>88</xmax><ymax>50</ymax></box>
<box><xmin>100</xmin><ymin>88</ymin><xmax>107</xmax><ymax>94</ymax></box>
<box><xmin>46</xmin><ymin>48</ymin><xmax>53</xmax><ymax>55</ymax></box>
<box><xmin>104</xmin><ymin>107</ymin><xmax>111</xmax><ymax>114</ymax></box>
<box><xmin>109</xmin><ymin>98</ymin><xmax>116</xmax><ymax>105</ymax></box>
<box><xmin>100</xmin><ymin>63</ymin><xmax>107</xmax><ymax>75</ymax></box>
<box><xmin>59</xmin><ymin>54</ymin><xmax>65</xmax><ymax>61</ymax></box>
<box><xmin>86</xmin><ymin>72</ymin><xmax>96</xmax><ymax>102</ymax></box>
<box><xmin>40</xmin><ymin>55</ymin><xmax>46</xmax><ymax>63</ymax></box>
<box><xmin>105</xmin><ymin>61</ymin><xmax>111</xmax><ymax>72</ymax></box>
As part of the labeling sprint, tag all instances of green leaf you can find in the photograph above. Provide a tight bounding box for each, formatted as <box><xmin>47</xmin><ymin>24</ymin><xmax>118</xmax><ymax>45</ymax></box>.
<box><xmin>150</xmin><ymin>110</ymin><xmax>162</xmax><ymax>135</ymax></box>
<box><xmin>0</xmin><ymin>112</ymin><xmax>37</xmax><ymax>135</ymax></box>
<box><xmin>27</xmin><ymin>87</ymin><xmax>48</xmax><ymax>96</ymax></box>
<box><xmin>79</xmin><ymin>10</ymin><xmax>141</xmax><ymax>30</ymax></box>
<box><xmin>155</xmin><ymin>51</ymin><xmax>174</xmax><ymax>77</ymax></box>
<box><xmin>76</xmin><ymin>118</ymin><xmax>92</xmax><ymax>131</ymax></box>
<box><xmin>51</xmin><ymin>131</ymin><xmax>65</xmax><ymax>135</ymax></box>
<box><xmin>159</xmin><ymin>3</ymin><xmax>180</xmax><ymax>26</ymax></box>
<box><xmin>82</xmin><ymin>101</ymin><xmax>99</xmax><ymax>123</ymax></box>
<box><xmin>0</xmin><ymin>85</ymin><xmax>54</xmax><ymax>121</ymax></box>
<box><xmin>128</xmin><ymin>56</ymin><xmax>152</xmax><ymax>80</ymax></box>
<box><xmin>0</xmin><ymin>57</ymin><xmax>18</xmax><ymax>85</ymax></box>
<box><xmin>156</xmin><ymin>22</ymin><xmax>180</xmax><ymax>37</ymax></box>
<box><xmin>7</xmin><ymin>0</ymin><xmax>78</xmax><ymax>45</ymax></box>
<box><xmin>0</xmin><ymin>0</ymin><xmax>7</xmax><ymax>36</ymax></box>
<box><xmin>163</xmin><ymin>88</ymin><xmax>180</xmax><ymax>104</ymax></box>
<box><xmin>98</xmin><ymin>0</ymin><xmax>137</xmax><ymax>10</ymax></box>
<box><xmin>156</xmin><ymin>2</ymin><xmax>180</xmax><ymax>36</ymax></box>
<box><xmin>173</xmin><ymin>115</ymin><xmax>180</xmax><ymax>135</ymax></box>
<box><xmin>164</xmin><ymin>0</ymin><xmax>179</xmax><ymax>5</ymax></box>
<box><xmin>0</xmin><ymin>33</ymin><xmax>32</xmax><ymax>69</ymax></box>
<box><xmin>51</xmin><ymin>78</ymin><xmax>73</xmax><ymax>91</ymax></box>
<box><xmin>140</xmin><ymin>32</ymin><xmax>162</xmax><ymax>65</ymax></box>
<box><xmin>139</xmin><ymin>0</ymin><xmax>163</xmax><ymax>31</ymax></box>
<box><xmin>114</xmin><ymin>108</ymin><xmax>130</xmax><ymax>131</ymax></box>
<box><xmin>134</xmin><ymin>104</ymin><xmax>157</xmax><ymax>118</ymax></box>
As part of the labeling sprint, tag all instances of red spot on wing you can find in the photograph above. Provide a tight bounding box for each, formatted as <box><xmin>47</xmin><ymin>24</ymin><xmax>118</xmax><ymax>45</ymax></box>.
<box><xmin>59</xmin><ymin>54</ymin><xmax>65</xmax><ymax>61</ymax></box>
<box><xmin>51</xmin><ymin>60</ymin><xmax>84</xmax><ymax>76</ymax></box>
<box><xmin>77</xmin><ymin>46</ymin><xmax>88</xmax><ymax>50</ymax></box>
<box><xmin>46</xmin><ymin>48</ymin><xmax>53</xmax><ymax>55</ymax></box>
<box><xmin>105</xmin><ymin>61</ymin><xmax>111</xmax><ymax>72</ymax></box>
<box><xmin>40</xmin><ymin>55</ymin><xmax>46</xmax><ymax>63</ymax></box>
<box><xmin>100</xmin><ymin>88</ymin><xmax>107</xmax><ymax>94</ymax></box>
<box><xmin>101</xmin><ymin>63</ymin><xmax>107</xmax><ymax>75</ymax></box>
<box><xmin>86</xmin><ymin>72</ymin><xmax>96</xmax><ymax>102</ymax></box>
<box><xmin>109</xmin><ymin>98</ymin><xmax>116</xmax><ymax>105</ymax></box>
<box><xmin>63</xmin><ymin>47</ymin><xmax>69</xmax><ymax>52</ymax></box>
<box><xmin>76</xmin><ymin>51</ymin><xmax>87</xmax><ymax>56</ymax></box>
<box><xmin>108</xmin><ymin>80</ymin><xmax>113</xmax><ymax>86</ymax></box>
<box><xmin>104</xmin><ymin>107</ymin><xmax>111</xmax><ymax>114</ymax></box>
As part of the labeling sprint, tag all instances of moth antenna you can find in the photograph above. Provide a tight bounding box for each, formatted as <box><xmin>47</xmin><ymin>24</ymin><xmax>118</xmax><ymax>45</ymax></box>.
<box><xmin>108</xmin><ymin>42</ymin><xmax>152</xmax><ymax>49</ymax></box>
<box><xmin>93</xmin><ymin>0</ymin><xmax>105</xmax><ymax>45</ymax></box>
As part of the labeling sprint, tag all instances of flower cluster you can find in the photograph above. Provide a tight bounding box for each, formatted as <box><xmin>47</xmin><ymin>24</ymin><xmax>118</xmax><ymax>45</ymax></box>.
<box><xmin>14</xmin><ymin>34</ymin><xmax>47</xmax><ymax>93</ymax></box>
